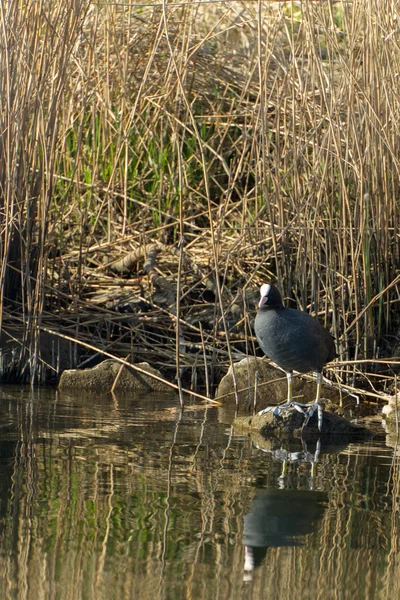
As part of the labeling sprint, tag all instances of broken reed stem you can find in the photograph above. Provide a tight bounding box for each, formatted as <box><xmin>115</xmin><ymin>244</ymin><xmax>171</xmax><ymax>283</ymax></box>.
<box><xmin>111</xmin><ymin>363</ymin><xmax>125</xmax><ymax>394</ymax></box>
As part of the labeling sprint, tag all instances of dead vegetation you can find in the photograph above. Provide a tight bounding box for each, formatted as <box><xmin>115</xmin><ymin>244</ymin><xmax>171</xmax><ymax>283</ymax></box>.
<box><xmin>0</xmin><ymin>0</ymin><xmax>399</xmax><ymax>400</ymax></box>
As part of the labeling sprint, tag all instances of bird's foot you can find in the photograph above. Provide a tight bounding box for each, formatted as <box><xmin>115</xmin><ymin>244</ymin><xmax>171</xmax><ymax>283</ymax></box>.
<box><xmin>257</xmin><ymin>401</ymin><xmax>296</xmax><ymax>418</ymax></box>
<box><xmin>301</xmin><ymin>402</ymin><xmax>323</xmax><ymax>431</ymax></box>
<box><xmin>257</xmin><ymin>401</ymin><xmax>323</xmax><ymax>431</ymax></box>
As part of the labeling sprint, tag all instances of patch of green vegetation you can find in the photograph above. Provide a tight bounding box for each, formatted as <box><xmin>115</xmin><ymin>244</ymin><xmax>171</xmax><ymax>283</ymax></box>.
<box><xmin>283</xmin><ymin>2</ymin><xmax>303</xmax><ymax>30</ymax></box>
<box><xmin>333</xmin><ymin>4</ymin><xmax>344</xmax><ymax>31</ymax></box>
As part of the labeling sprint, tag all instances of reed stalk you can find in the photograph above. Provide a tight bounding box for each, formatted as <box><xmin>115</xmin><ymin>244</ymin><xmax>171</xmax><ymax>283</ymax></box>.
<box><xmin>0</xmin><ymin>0</ymin><xmax>398</xmax><ymax>398</ymax></box>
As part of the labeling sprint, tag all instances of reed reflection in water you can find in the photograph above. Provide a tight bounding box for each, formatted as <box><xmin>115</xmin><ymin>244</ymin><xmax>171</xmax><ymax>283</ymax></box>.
<box><xmin>0</xmin><ymin>386</ymin><xmax>398</xmax><ymax>600</ymax></box>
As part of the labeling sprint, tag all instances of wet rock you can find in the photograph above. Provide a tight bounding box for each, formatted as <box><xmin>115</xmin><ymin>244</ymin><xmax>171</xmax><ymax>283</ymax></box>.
<box><xmin>233</xmin><ymin>405</ymin><xmax>371</xmax><ymax>440</ymax></box>
<box><xmin>215</xmin><ymin>356</ymin><xmax>341</xmax><ymax>410</ymax></box>
<box><xmin>59</xmin><ymin>359</ymin><xmax>172</xmax><ymax>393</ymax></box>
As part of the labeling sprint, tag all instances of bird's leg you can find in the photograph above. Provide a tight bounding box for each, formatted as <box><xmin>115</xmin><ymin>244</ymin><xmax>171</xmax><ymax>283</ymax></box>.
<box><xmin>315</xmin><ymin>371</ymin><xmax>322</xmax><ymax>403</ymax></box>
<box><xmin>256</xmin><ymin>372</ymin><xmax>324</xmax><ymax>431</ymax></box>
<box><xmin>256</xmin><ymin>371</ymin><xmax>294</xmax><ymax>416</ymax></box>
<box><xmin>286</xmin><ymin>371</ymin><xmax>293</xmax><ymax>402</ymax></box>
<box><xmin>315</xmin><ymin>372</ymin><xmax>323</xmax><ymax>431</ymax></box>
<box><xmin>302</xmin><ymin>372</ymin><xmax>323</xmax><ymax>431</ymax></box>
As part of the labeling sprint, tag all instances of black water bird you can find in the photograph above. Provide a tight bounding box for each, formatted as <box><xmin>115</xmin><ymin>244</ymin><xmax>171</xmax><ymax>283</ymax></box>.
<box><xmin>243</xmin><ymin>489</ymin><xmax>327</xmax><ymax>577</ymax></box>
<box><xmin>254</xmin><ymin>283</ymin><xmax>337</xmax><ymax>430</ymax></box>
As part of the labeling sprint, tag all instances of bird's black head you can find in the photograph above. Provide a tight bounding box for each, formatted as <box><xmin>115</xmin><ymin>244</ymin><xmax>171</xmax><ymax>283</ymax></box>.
<box><xmin>258</xmin><ymin>284</ymin><xmax>284</xmax><ymax>309</ymax></box>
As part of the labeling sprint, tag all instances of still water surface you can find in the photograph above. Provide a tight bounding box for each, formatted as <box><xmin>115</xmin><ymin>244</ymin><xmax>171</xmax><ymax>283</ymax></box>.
<box><xmin>0</xmin><ymin>386</ymin><xmax>398</xmax><ymax>600</ymax></box>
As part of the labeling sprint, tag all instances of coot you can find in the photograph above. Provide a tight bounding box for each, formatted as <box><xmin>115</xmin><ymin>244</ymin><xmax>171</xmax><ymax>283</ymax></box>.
<box><xmin>254</xmin><ymin>283</ymin><xmax>336</xmax><ymax>430</ymax></box>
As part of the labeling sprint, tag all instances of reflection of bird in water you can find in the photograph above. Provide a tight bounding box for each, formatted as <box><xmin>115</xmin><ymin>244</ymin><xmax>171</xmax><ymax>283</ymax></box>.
<box><xmin>254</xmin><ymin>283</ymin><xmax>337</xmax><ymax>430</ymax></box>
<box><xmin>255</xmin><ymin>438</ymin><xmax>322</xmax><ymax>488</ymax></box>
<box><xmin>243</xmin><ymin>489</ymin><xmax>327</xmax><ymax>579</ymax></box>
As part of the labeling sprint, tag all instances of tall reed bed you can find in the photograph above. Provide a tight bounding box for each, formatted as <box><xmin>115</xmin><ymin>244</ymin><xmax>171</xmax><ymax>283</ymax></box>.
<box><xmin>0</xmin><ymin>0</ymin><xmax>399</xmax><ymax>392</ymax></box>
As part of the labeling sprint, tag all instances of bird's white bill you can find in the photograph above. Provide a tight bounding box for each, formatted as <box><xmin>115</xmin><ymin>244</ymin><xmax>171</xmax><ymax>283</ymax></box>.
<box><xmin>258</xmin><ymin>283</ymin><xmax>271</xmax><ymax>307</ymax></box>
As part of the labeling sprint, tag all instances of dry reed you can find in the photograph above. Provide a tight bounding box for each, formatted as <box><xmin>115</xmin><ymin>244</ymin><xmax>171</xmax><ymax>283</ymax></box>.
<box><xmin>0</xmin><ymin>0</ymin><xmax>399</xmax><ymax>398</ymax></box>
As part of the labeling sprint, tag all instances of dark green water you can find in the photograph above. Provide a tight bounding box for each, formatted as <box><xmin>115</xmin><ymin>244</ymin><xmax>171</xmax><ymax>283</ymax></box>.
<box><xmin>0</xmin><ymin>386</ymin><xmax>398</xmax><ymax>600</ymax></box>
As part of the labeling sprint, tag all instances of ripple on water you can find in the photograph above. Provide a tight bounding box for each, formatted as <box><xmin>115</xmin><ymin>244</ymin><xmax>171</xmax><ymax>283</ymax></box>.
<box><xmin>0</xmin><ymin>386</ymin><xmax>398</xmax><ymax>600</ymax></box>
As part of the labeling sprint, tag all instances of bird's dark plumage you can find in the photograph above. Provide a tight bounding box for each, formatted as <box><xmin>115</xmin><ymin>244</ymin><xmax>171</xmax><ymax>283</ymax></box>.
<box><xmin>254</xmin><ymin>283</ymin><xmax>336</xmax><ymax>430</ymax></box>
<box><xmin>255</xmin><ymin>283</ymin><xmax>336</xmax><ymax>374</ymax></box>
